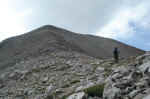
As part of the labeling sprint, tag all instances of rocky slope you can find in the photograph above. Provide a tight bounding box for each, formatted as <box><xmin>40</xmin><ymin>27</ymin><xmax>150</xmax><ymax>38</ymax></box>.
<box><xmin>0</xmin><ymin>49</ymin><xmax>150</xmax><ymax>99</ymax></box>
<box><xmin>0</xmin><ymin>25</ymin><xmax>144</xmax><ymax>72</ymax></box>
<box><xmin>0</xmin><ymin>25</ymin><xmax>147</xmax><ymax>99</ymax></box>
<box><xmin>103</xmin><ymin>53</ymin><xmax>150</xmax><ymax>99</ymax></box>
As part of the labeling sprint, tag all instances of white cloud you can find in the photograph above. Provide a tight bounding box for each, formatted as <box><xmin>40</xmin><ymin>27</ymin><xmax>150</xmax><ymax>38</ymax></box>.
<box><xmin>0</xmin><ymin>0</ymin><xmax>33</xmax><ymax>41</ymax></box>
<box><xmin>0</xmin><ymin>0</ymin><xmax>150</xmax><ymax>43</ymax></box>
<box><xmin>18</xmin><ymin>8</ymin><xmax>33</xmax><ymax>18</ymax></box>
<box><xmin>96</xmin><ymin>1</ymin><xmax>150</xmax><ymax>39</ymax></box>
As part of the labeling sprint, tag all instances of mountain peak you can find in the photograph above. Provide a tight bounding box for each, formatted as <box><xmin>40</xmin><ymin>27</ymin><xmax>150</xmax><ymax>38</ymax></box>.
<box><xmin>31</xmin><ymin>25</ymin><xmax>60</xmax><ymax>32</ymax></box>
<box><xmin>40</xmin><ymin>25</ymin><xmax>58</xmax><ymax>29</ymax></box>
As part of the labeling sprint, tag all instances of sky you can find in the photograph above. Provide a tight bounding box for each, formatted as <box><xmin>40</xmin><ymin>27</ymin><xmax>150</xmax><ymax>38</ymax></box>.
<box><xmin>0</xmin><ymin>0</ymin><xmax>150</xmax><ymax>51</ymax></box>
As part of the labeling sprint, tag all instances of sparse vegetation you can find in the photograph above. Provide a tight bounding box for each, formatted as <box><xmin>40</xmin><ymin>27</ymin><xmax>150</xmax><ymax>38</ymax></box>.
<box><xmin>84</xmin><ymin>84</ymin><xmax>105</xmax><ymax>97</ymax></box>
<box><xmin>62</xmin><ymin>95</ymin><xmax>67</xmax><ymax>99</ymax></box>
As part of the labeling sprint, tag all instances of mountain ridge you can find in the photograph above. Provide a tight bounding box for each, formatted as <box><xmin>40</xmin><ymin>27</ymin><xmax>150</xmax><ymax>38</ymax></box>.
<box><xmin>0</xmin><ymin>25</ymin><xmax>145</xmax><ymax>71</ymax></box>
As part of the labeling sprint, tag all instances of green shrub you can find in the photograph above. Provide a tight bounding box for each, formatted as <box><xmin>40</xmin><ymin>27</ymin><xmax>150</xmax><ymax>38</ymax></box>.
<box><xmin>61</xmin><ymin>95</ymin><xmax>67</xmax><ymax>99</ymax></box>
<box><xmin>84</xmin><ymin>84</ymin><xmax>105</xmax><ymax>97</ymax></box>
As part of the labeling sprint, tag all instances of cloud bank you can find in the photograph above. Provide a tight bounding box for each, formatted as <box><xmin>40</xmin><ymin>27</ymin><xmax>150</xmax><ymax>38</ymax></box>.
<box><xmin>96</xmin><ymin>1</ymin><xmax>150</xmax><ymax>40</ymax></box>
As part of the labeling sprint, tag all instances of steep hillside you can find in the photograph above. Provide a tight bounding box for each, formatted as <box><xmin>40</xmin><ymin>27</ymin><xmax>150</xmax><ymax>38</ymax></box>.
<box><xmin>0</xmin><ymin>25</ymin><xmax>148</xmax><ymax>99</ymax></box>
<box><xmin>0</xmin><ymin>25</ymin><xmax>144</xmax><ymax>71</ymax></box>
<box><xmin>0</xmin><ymin>49</ymin><xmax>149</xmax><ymax>99</ymax></box>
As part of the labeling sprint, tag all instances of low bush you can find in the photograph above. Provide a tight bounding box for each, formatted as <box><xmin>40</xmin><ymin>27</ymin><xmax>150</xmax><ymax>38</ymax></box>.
<box><xmin>84</xmin><ymin>83</ymin><xmax>105</xmax><ymax>97</ymax></box>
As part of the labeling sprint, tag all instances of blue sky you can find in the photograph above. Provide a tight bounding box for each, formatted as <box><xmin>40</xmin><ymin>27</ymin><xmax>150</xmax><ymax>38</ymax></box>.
<box><xmin>0</xmin><ymin>0</ymin><xmax>150</xmax><ymax>51</ymax></box>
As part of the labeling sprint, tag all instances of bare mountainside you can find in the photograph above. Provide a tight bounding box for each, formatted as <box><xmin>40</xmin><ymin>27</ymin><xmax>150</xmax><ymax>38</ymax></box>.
<box><xmin>0</xmin><ymin>25</ymin><xmax>144</xmax><ymax>70</ymax></box>
<box><xmin>0</xmin><ymin>25</ymin><xmax>149</xmax><ymax>99</ymax></box>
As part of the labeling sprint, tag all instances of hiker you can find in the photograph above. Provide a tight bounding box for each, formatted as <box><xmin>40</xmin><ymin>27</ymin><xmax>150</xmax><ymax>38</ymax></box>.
<box><xmin>113</xmin><ymin>47</ymin><xmax>119</xmax><ymax>63</ymax></box>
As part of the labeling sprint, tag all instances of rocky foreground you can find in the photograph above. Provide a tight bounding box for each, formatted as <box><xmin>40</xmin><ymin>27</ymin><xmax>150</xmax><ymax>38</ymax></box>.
<box><xmin>0</xmin><ymin>49</ymin><xmax>150</xmax><ymax>99</ymax></box>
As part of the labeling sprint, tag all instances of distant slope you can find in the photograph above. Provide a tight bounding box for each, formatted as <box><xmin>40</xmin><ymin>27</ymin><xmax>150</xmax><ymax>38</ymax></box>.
<box><xmin>0</xmin><ymin>25</ymin><xmax>145</xmax><ymax>70</ymax></box>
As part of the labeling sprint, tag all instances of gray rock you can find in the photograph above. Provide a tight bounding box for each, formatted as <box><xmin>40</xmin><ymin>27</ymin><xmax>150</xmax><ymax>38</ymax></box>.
<box><xmin>45</xmin><ymin>85</ymin><xmax>54</xmax><ymax>94</ymax></box>
<box><xmin>103</xmin><ymin>82</ymin><xmax>121</xmax><ymax>99</ymax></box>
<box><xmin>41</xmin><ymin>76</ymin><xmax>49</xmax><ymax>83</ymax></box>
<box><xmin>95</xmin><ymin>67</ymin><xmax>105</xmax><ymax>73</ymax></box>
<box><xmin>133</xmin><ymin>93</ymin><xmax>145</xmax><ymax>99</ymax></box>
<box><xmin>24</xmin><ymin>88</ymin><xmax>34</xmax><ymax>96</ymax></box>
<box><xmin>8</xmin><ymin>70</ymin><xmax>23</xmax><ymax>80</ymax></box>
<box><xmin>138</xmin><ymin>61</ymin><xmax>150</xmax><ymax>74</ymax></box>
<box><xmin>129</xmin><ymin>90</ymin><xmax>139</xmax><ymax>98</ymax></box>
<box><xmin>67</xmin><ymin>92</ymin><xmax>85</xmax><ymax>99</ymax></box>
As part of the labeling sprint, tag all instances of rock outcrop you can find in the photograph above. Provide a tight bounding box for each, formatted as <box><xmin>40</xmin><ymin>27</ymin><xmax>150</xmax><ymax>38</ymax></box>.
<box><xmin>103</xmin><ymin>54</ymin><xmax>150</xmax><ymax>99</ymax></box>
